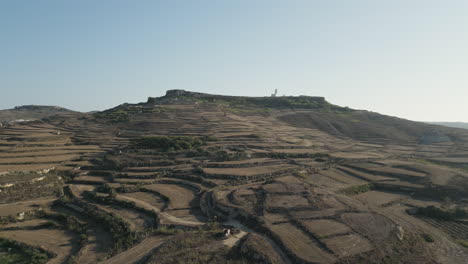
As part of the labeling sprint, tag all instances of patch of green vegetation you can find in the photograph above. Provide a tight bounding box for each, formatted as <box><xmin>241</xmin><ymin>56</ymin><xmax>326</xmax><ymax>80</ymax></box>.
<box><xmin>421</xmin><ymin>233</ymin><xmax>434</xmax><ymax>243</ymax></box>
<box><xmin>192</xmin><ymin>165</ymin><xmax>205</xmax><ymax>175</ymax></box>
<box><xmin>45</xmin><ymin>214</ymin><xmax>88</xmax><ymax>243</ymax></box>
<box><xmin>212</xmin><ymin>150</ymin><xmax>248</xmax><ymax>162</ymax></box>
<box><xmin>416</xmin><ymin>206</ymin><xmax>467</xmax><ymax>221</ymax></box>
<box><xmin>94</xmin><ymin>109</ymin><xmax>129</xmax><ymax>123</ymax></box>
<box><xmin>83</xmin><ymin>189</ymin><xmax>159</xmax><ymax>227</ymax></box>
<box><xmin>52</xmin><ymin>169</ymin><xmax>80</xmax><ymax>182</ymax></box>
<box><xmin>0</xmin><ymin>238</ymin><xmax>54</xmax><ymax>264</ymax></box>
<box><xmin>241</xmin><ymin>96</ymin><xmax>330</xmax><ymax>110</ymax></box>
<box><xmin>0</xmin><ymin>215</ymin><xmax>17</xmax><ymax>225</ymax></box>
<box><xmin>202</xmin><ymin>136</ymin><xmax>219</xmax><ymax>142</ymax></box>
<box><xmin>54</xmin><ymin>198</ymin><xmax>142</xmax><ymax>255</ymax></box>
<box><xmin>145</xmin><ymin>231</ymin><xmax>252</xmax><ymax>264</ymax></box>
<box><xmin>177</xmin><ymin>96</ymin><xmax>213</xmax><ymax>104</ymax></box>
<box><xmin>131</xmin><ymin>136</ymin><xmax>209</xmax><ymax>152</ymax></box>
<box><xmin>153</xmin><ymin>91</ymin><xmax>350</xmax><ymax>112</ymax></box>
<box><xmin>0</xmin><ymin>250</ymin><xmax>28</xmax><ymax>264</ymax></box>
<box><xmin>0</xmin><ymin>209</ymin><xmax>45</xmax><ymax>225</ymax></box>
<box><xmin>340</xmin><ymin>183</ymin><xmax>374</xmax><ymax>195</ymax></box>
<box><xmin>97</xmin><ymin>154</ymin><xmax>180</xmax><ymax>170</ymax></box>
<box><xmin>458</xmin><ymin>240</ymin><xmax>468</xmax><ymax>248</ymax></box>
<box><xmin>96</xmin><ymin>183</ymin><xmax>115</xmax><ymax>194</ymax></box>
<box><xmin>0</xmin><ymin>173</ymin><xmax>63</xmax><ymax>204</ymax></box>
<box><xmin>39</xmin><ymin>213</ymin><xmax>88</xmax><ymax>264</ymax></box>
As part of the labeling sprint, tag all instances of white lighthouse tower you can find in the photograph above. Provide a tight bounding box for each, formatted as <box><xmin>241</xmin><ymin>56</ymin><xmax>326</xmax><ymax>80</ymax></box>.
<box><xmin>271</xmin><ymin>89</ymin><xmax>278</xmax><ymax>97</ymax></box>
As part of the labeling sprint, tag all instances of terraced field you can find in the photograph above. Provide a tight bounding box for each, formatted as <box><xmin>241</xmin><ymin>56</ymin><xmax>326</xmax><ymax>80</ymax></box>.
<box><xmin>1</xmin><ymin>90</ymin><xmax>468</xmax><ymax>263</ymax></box>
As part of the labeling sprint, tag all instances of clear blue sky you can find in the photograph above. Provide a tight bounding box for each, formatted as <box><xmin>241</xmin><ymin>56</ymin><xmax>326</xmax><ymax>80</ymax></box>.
<box><xmin>1</xmin><ymin>1</ymin><xmax>467</xmax><ymax>122</ymax></box>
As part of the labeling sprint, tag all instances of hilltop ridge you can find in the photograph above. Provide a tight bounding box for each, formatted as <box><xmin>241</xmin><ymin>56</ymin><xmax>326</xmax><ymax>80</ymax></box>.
<box><xmin>146</xmin><ymin>89</ymin><xmax>343</xmax><ymax>111</ymax></box>
<box><xmin>98</xmin><ymin>90</ymin><xmax>468</xmax><ymax>146</ymax></box>
<box><xmin>0</xmin><ymin>105</ymin><xmax>77</xmax><ymax>123</ymax></box>
<box><xmin>12</xmin><ymin>105</ymin><xmax>73</xmax><ymax>112</ymax></box>
<box><xmin>153</xmin><ymin>89</ymin><xmax>326</xmax><ymax>101</ymax></box>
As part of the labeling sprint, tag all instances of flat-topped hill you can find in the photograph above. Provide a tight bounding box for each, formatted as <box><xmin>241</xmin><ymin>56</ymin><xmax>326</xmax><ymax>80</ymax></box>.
<box><xmin>0</xmin><ymin>105</ymin><xmax>77</xmax><ymax>123</ymax></box>
<box><xmin>12</xmin><ymin>105</ymin><xmax>73</xmax><ymax>112</ymax></box>
<box><xmin>147</xmin><ymin>89</ymin><xmax>344</xmax><ymax>111</ymax></box>
<box><xmin>102</xmin><ymin>90</ymin><xmax>468</xmax><ymax>146</ymax></box>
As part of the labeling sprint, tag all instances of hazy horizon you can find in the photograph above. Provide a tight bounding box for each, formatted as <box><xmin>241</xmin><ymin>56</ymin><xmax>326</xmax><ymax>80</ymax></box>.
<box><xmin>1</xmin><ymin>1</ymin><xmax>467</xmax><ymax>122</ymax></box>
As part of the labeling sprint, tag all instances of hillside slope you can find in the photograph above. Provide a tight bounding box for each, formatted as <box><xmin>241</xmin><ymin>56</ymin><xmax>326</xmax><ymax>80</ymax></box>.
<box><xmin>151</xmin><ymin>90</ymin><xmax>468</xmax><ymax>145</ymax></box>
<box><xmin>279</xmin><ymin>111</ymin><xmax>468</xmax><ymax>145</ymax></box>
<box><xmin>0</xmin><ymin>90</ymin><xmax>467</xmax><ymax>264</ymax></box>
<box><xmin>428</xmin><ymin>122</ymin><xmax>468</xmax><ymax>130</ymax></box>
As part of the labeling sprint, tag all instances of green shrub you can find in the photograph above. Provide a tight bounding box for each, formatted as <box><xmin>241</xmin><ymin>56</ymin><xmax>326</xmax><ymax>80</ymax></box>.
<box><xmin>145</xmin><ymin>231</ymin><xmax>251</xmax><ymax>264</ymax></box>
<box><xmin>340</xmin><ymin>183</ymin><xmax>373</xmax><ymax>195</ymax></box>
<box><xmin>131</xmin><ymin>136</ymin><xmax>207</xmax><ymax>152</ymax></box>
<box><xmin>94</xmin><ymin>110</ymin><xmax>129</xmax><ymax>123</ymax></box>
<box><xmin>54</xmin><ymin>198</ymin><xmax>141</xmax><ymax>254</ymax></box>
<box><xmin>458</xmin><ymin>240</ymin><xmax>468</xmax><ymax>248</ymax></box>
<box><xmin>416</xmin><ymin>206</ymin><xmax>467</xmax><ymax>221</ymax></box>
<box><xmin>0</xmin><ymin>238</ymin><xmax>55</xmax><ymax>264</ymax></box>
<box><xmin>207</xmin><ymin>149</ymin><xmax>248</xmax><ymax>162</ymax></box>
<box><xmin>0</xmin><ymin>173</ymin><xmax>64</xmax><ymax>204</ymax></box>
<box><xmin>193</xmin><ymin>165</ymin><xmax>205</xmax><ymax>174</ymax></box>
<box><xmin>96</xmin><ymin>183</ymin><xmax>118</xmax><ymax>197</ymax></box>
<box><xmin>421</xmin><ymin>233</ymin><xmax>434</xmax><ymax>243</ymax></box>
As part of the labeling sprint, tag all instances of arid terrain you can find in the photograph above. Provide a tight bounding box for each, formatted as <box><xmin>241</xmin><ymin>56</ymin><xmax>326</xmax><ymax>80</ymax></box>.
<box><xmin>428</xmin><ymin>122</ymin><xmax>468</xmax><ymax>130</ymax></box>
<box><xmin>1</xmin><ymin>90</ymin><xmax>468</xmax><ymax>264</ymax></box>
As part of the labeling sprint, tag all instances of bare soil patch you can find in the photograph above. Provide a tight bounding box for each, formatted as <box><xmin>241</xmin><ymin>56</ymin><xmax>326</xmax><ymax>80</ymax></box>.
<box><xmin>144</xmin><ymin>183</ymin><xmax>196</xmax><ymax>209</ymax></box>
<box><xmin>269</xmin><ymin>222</ymin><xmax>336</xmax><ymax>263</ymax></box>
<box><xmin>322</xmin><ymin>233</ymin><xmax>372</xmax><ymax>257</ymax></box>
<box><xmin>341</xmin><ymin>212</ymin><xmax>395</xmax><ymax>242</ymax></box>
<box><xmin>355</xmin><ymin>191</ymin><xmax>409</xmax><ymax>208</ymax></box>
<box><xmin>0</xmin><ymin>222</ymin><xmax>79</xmax><ymax>264</ymax></box>
<box><xmin>0</xmin><ymin>198</ymin><xmax>54</xmax><ymax>216</ymax></box>
<box><xmin>94</xmin><ymin>204</ymin><xmax>154</xmax><ymax>232</ymax></box>
<box><xmin>300</xmin><ymin>219</ymin><xmax>352</xmax><ymax>238</ymax></box>
<box><xmin>121</xmin><ymin>192</ymin><xmax>166</xmax><ymax>211</ymax></box>
<box><xmin>266</xmin><ymin>194</ymin><xmax>310</xmax><ymax>210</ymax></box>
